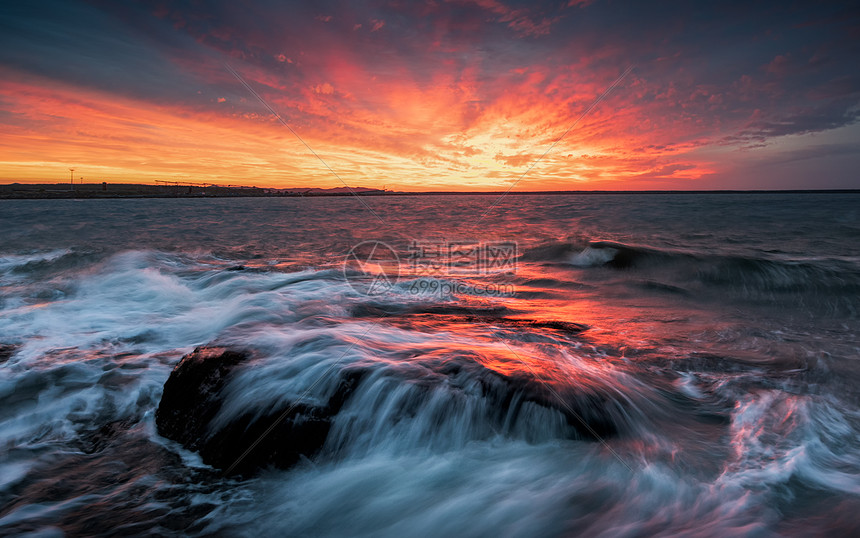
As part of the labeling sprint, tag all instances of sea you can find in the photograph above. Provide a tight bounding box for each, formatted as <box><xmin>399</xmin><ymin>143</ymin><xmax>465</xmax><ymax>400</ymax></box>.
<box><xmin>0</xmin><ymin>192</ymin><xmax>859</xmax><ymax>536</ymax></box>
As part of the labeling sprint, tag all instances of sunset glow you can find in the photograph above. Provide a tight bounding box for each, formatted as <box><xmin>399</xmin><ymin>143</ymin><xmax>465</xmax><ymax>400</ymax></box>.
<box><xmin>1</xmin><ymin>1</ymin><xmax>858</xmax><ymax>190</ymax></box>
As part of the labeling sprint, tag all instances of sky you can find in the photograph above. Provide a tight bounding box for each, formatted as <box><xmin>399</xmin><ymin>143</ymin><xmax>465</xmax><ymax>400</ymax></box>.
<box><xmin>1</xmin><ymin>0</ymin><xmax>859</xmax><ymax>191</ymax></box>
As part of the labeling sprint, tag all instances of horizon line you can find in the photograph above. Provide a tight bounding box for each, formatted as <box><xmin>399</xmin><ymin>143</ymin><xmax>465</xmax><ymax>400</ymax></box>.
<box><xmin>1</xmin><ymin>181</ymin><xmax>859</xmax><ymax>196</ymax></box>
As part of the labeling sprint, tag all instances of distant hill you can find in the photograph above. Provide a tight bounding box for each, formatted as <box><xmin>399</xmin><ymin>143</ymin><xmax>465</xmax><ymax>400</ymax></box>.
<box><xmin>275</xmin><ymin>186</ymin><xmax>384</xmax><ymax>195</ymax></box>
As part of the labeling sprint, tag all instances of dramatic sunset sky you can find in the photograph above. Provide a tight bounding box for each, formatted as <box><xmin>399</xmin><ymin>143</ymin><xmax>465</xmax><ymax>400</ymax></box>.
<box><xmin>1</xmin><ymin>1</ymin><xmax>859</xmax><ymax>190</ymax></box>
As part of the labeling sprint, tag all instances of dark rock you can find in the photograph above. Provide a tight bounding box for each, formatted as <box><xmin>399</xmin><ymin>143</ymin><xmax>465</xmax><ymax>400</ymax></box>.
<box><xmin>156</xmin><ymin>347</ymin><xmax>364</xmax><ymax>476</ymax></box>
<box><xmin>0</xmin><ymin>344</ymin><xmax>17</xmax><ymax>364</ymax></box>
<box><xmin>197</xmin><ymin>404</ymin><xmax>332</xmax><ymax>475</ymax></box>
<box><xmin>350</xmin><ymin>304</ymin><xmax>589</xmax><ymax>336</ymax></box>
<box><xmin>0</xmin><ymin>430</ymin><xmax>213</xmax><ymax>537</ymax></box>
<box><xmin>349</xmin><ymin>303</ymin><xmax>510</xmax><ymax>319</ymax></box>
<box><xmin>156</xmin><ymin>347</ymin><xmax>249</xmax><ymax>451</ymax></box>
<box><xmin>437</xmin><ymin>357</ymin><xmax>620</xmax><ymax>441</ymax></box>
<box><xmin>476</xmin><ymin>317</ymin><xmax>588</xmax><ymax>335</ymax></box>
<box><xmin>79</xmin><ymin>419</ymin><xmax>136</xmax><ymax>454</ymax></box>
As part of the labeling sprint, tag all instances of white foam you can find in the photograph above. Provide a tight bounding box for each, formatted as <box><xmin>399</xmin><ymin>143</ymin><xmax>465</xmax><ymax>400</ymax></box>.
<box><xmin>569</xmin><ymin>246</ymin><xmax>617</xmax><ymax>267</ymax></box>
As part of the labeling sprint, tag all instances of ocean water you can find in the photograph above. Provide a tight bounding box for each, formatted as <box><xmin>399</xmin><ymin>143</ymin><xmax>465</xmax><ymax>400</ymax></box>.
<box><xmin>0</xmin><ymin>193</ymin><xmax>859</xmax><ymax>536</ymax></box>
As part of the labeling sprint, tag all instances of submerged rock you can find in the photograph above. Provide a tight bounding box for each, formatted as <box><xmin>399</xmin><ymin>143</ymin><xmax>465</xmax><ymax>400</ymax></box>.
<box><xmin>349</xmin><ymin>303</ymin><xmax>589</xmax><ymax>337</ymax></box>
<box><xmin>0</xmin><ymin>344</ymin><xmax>17</xmax><ymax>364</ymax></box>
<box><xmin>156</xmin><ymin>344</ymin><xmax>622</xmax><ymax>476</ymax></box>
<box><xmin>433</xmin><ymin>355</ymin><xmax>620</xmax><ymax>441</ymax></box>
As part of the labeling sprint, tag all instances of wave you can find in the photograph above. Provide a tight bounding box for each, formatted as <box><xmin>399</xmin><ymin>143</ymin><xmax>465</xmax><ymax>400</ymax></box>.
<box><xmin>523</xmin><ymin>239</ymin><xmax>860</xmax><ymax>301</ymax></box>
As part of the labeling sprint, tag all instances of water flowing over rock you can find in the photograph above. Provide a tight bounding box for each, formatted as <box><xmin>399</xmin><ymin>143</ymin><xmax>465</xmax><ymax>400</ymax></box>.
<box><xmin>156</xmin><ymin>342</ymin><xmax>624</xmax><ymax>476</ymax></box>
<box><xmin>156</xmin><ymin>346</ymin><xmax>364</xmax><ymax>475</ymax></box>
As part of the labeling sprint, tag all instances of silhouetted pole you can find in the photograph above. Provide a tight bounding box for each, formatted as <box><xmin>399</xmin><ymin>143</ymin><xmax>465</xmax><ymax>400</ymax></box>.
<box><xmin>69</xmin><ymin>168</ymin><xmax>75</xmax><ymax>191</ymax></box>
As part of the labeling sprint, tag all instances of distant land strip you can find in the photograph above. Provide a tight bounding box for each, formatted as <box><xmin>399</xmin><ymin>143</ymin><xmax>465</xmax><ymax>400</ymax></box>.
<box><xmin>1</xmin><ymin>183</ymin><xmax>858</xmax><ymax>199</ymax></box>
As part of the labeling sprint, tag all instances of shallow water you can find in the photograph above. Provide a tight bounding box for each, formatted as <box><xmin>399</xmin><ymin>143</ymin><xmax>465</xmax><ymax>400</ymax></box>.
<box><xmin>1</xmin><ymin>193</ymin><xmax>859</xmax><ymax>535</ymax></box>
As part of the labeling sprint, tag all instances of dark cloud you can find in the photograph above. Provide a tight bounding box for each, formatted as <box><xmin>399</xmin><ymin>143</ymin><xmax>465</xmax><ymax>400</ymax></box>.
<box><xmin>0</xmin><ymin>1</ymin><xmax>238</xmax><ymax>107</ymax></box>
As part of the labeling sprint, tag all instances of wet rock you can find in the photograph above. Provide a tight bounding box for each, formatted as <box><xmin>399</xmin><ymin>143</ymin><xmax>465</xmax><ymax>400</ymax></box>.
<box><xmin>0</xmin><ymin>431</ymin><xmax>211</xmax><ymax>537</ymax></box>
<box><xmin>0</xmin><ymin>344</ymin><xmax>17</xmax><ymax>364</ymax></box>
<box><xmin>80</xmin><ymin>419</ymin><xmax>136</xmax><ymax>454</ymax></box>
<box><xmin>156</xmin><ymin>347</ymin><xmax>249</xmax><ymax>451</ymax></box>
<box><xmin>350</xmin><ymin>303</ymin><xmax>589</xmax><ymax>336</ymax></box>
<box><xmin>156</xmin><ymin>347</ymin><xmax>364</xmax><ymax>476</ymax></box>
<box><xmin>436</xmin><ymin>357</ymin><xmax>619</xmax><ymax>440</ymax></box>
<box><xmin>475</xmin><ymin>317</ymin><xmax>588</xmax><ymax>335</ymax></box>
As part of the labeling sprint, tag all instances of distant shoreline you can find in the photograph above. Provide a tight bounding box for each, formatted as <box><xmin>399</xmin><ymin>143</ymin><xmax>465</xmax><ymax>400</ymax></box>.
<box><xmin>1</xmin><ymin>182</ymin><xmax>858</xmax><ymax>199</ymax></box>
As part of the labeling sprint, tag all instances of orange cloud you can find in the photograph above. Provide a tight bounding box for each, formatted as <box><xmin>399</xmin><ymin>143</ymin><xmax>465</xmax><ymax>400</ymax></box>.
<box><xmin>0</xmin><ymin>62</ymin><xmax>719</xmax><ymax>191</ymax></box>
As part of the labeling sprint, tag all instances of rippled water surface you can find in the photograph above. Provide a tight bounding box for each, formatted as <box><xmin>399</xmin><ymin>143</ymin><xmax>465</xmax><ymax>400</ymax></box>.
<box><xmin>1</xmin><ymin>193</ymin><xmax>859</xmax><ymax>536</ymax></box>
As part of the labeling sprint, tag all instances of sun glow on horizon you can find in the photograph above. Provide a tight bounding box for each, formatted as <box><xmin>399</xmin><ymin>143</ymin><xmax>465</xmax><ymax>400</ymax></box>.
<box><xmin>0</xmin><ymin>68</ymin><xmax>721</xmax><ymax>191</ymax></box>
